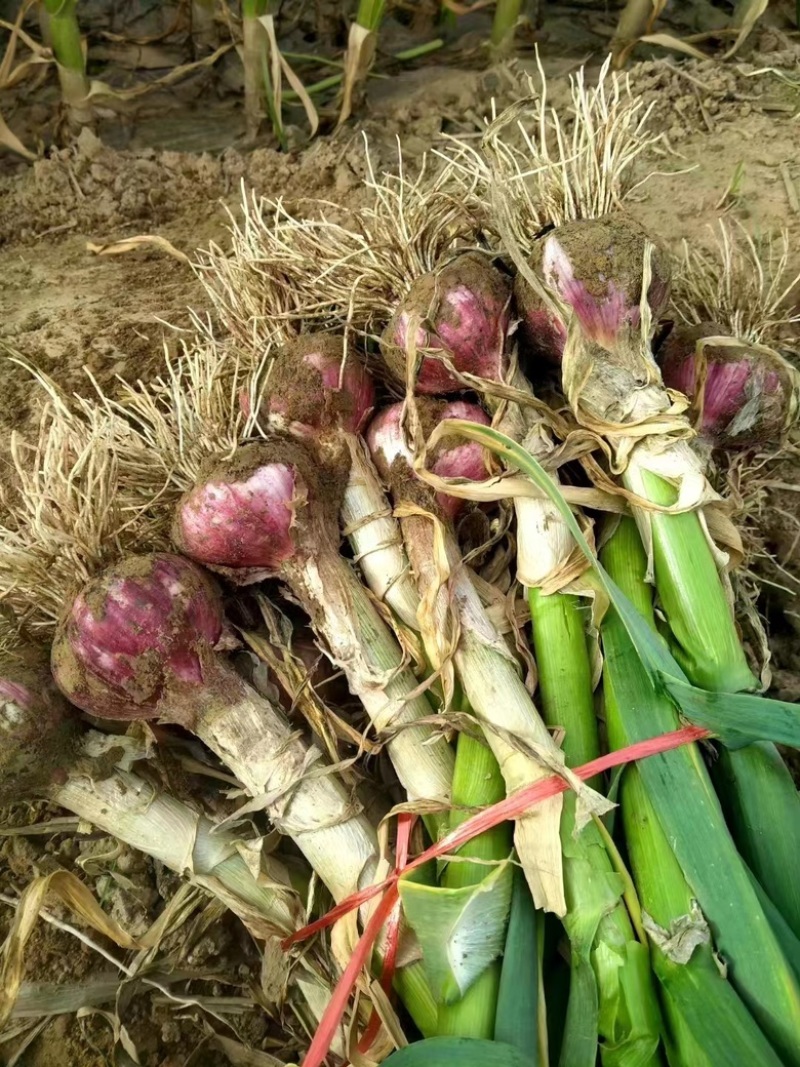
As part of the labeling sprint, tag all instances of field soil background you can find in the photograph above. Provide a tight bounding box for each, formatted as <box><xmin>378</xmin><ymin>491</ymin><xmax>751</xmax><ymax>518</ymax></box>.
<box><xmin>1</xmin><ymin>2</ymin><xmax>800</xmax><ymax>1064</ymax></box>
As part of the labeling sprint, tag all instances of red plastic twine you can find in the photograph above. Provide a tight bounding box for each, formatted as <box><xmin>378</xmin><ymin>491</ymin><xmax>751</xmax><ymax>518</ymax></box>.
<box><xmin>289</xmin><ymin>724</ymin><xmax>710</xmax><ymax>1067</ymax></box>
<box><xmin>357</xmin><ymin>812</ymin><xmax>416</xmax><ymax>1056</ymax></box>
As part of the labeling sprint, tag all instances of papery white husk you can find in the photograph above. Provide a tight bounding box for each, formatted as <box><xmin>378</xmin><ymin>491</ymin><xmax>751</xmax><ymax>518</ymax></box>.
<box><xmin>397</xmin><ymin>500</ymin><xmax>617</xmax><ymax>917</ymax></box>
<box><xmin>340</xmin><ymin>434</ymin><xmax>422</xmax><ymax>633</ymax></box>
<box><xmin>515</xmin><ymin>495</ymin><xmax>577</xmax><ymax>588</ymax></box>
<box><xmin>286</xmin><ymin>548</ymin><xmax>455</xmax><ymax>812</ymax></box>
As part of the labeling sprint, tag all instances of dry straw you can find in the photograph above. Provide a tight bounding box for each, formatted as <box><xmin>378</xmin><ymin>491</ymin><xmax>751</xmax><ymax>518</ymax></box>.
<box><xmin>0</xmin><ymin>374</ymin><xmax>165</xmax><ymax>634</ymax></box>
<box><xmin>672</xmin><ymin>219</ymin><xmax>800</xmax><ymax>347</ymax></box>
<box><xmin>197</xmin><ymin>145</ymin><xmax>482</xmax><ymax>347</ymax></box>
<box><xmin>456</xmin><ymin>53</ymin><xmax>661</xmax><ymax>244</ymax></box>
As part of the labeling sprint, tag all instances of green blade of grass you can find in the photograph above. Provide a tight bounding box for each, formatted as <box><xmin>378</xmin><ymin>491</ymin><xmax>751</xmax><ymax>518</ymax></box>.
<box><xmin>355</xmin><ymin>0</ymin><xmax>386</xmax><ymax>32</ymax></box>
<box><xmin>385</xmin><ymin>1037</ymin><xmax>532</xmax><ymax>1066</ymax></box>
<box><xmin>495</xmin><ymin>867</ymin><xmax>542</xmax><ymax>1058</ymax></box>
<box><xmin>658</xmin><ymin>679</ymin><xmax>800</xmax><ymax>747</ymax></box>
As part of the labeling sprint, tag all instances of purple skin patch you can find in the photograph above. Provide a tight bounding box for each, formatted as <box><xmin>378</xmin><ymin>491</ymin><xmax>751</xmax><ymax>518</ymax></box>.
<box><xmin>665</xmin><ymin>352</ymin><xmax>782</xmax><ymax>439</ymax></box>
<box><xmin>522</xmin><ymin>306</ymin><xmax>568</xmax><ymax>363</ymax></box>
<box><xmin>394</xmin><ymin>284</ymin><xmax>510</xmax><ymax>395</ymax></box>
<box><xmin>303</xmin><ymin>350</ymin><xmax>376</xmax><ymax>434</ymax></box>
<box><xmin>431</xmin><ymin>401</ymin><xmax>490</xmax><ymax>521</ymax></box>
<box><xmin>543</xmin><ymin>239</ymin><xmax>640</xmax><ymax>345</ymax></box>
<box><xmin>542</xmin><ymin>235</ymin><xmax>670</xmax><ymax>350</ymax></box>
<box><xmin>56</xmin><ymin>554</ymin><xmax>224</xmax><ymax>714</ymax></box>
<box><xmin>367</xmin><ymin>400</ymin><xmax>489</xmax><ymax>521</ymax></box>
<box><xmin>178</xmin><ymin>464</ymin><xmax>299</xmax><ymax>571</ymax></box>
<box><xmin>700</xmin><ymin>363</ymin><xmax>753</xmax><ymax>431</ymax></box>
<box><xmin>0</xmin><ymin>679</ymin><xmax>34</xmax><ymax>710</ymax></box>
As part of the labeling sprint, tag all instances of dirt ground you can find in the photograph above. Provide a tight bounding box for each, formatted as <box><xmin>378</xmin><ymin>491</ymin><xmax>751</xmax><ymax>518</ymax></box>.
<box><xmin>1</xmin><ymin>2</ymin><xmax>800</xmax><ymax>1064</ymax></box>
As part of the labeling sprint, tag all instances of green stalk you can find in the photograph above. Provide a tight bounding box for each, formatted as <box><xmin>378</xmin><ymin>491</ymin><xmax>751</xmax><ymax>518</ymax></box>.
<box><xmin>399</xmin><ymin>491</ymin><xmax>662</xmax><ymax>1060</ymax></box>
<box><xmin>396</xmin><ymin>960</ymin><xmax>439</xmax><ymax>1039</ymax></box>
<box><xmin>528</xmin><ymin>590</ymin><xmax>599</xmax><ymax>781</ymax></box>
<box><xmin>599</xmin><ymin>517</ymin><xmax>800</xmax><ymax>1065</ymax></box>
<box><xmin>436</xmin><ymin>947</ymin><xmax>501</xmax><ymax>1040</ymax></box>
<box><xmin>42</xmin><ymin>0</ymin><xmax>92</xmax><ymax>127</ymax></box>
<box><xmin>443</xmin><ymin>731</ymin><xmax>510</xmax><ymax>890</ymax></box>
<box><xmin>436</xmin><ymin>725</ymin><xmax>511</xmax><ymax>1038</ymax></box>
<box><xmin>630</xmin><ymin>471</ymin><xmax>755</xmax><ymax>691</ymax></box>
<box><xmin>528</xmin><ymin>586</ymin><xmax>663</xmax><ymax>1067</ymax></box>
<box><xmin>607</xmin><ymin>756</ymin><xmax>784</xmax><ymax>1067</ymax></box>
<box><xmin>356</xmin><ymin>0</ymin><xmax>386</xmax><ymax>32</ymax></box>
<box><xmin>635</xmin><ymin>470</ymin><xmax>800</xmax><ymax>941</ymax></box>
<box><xmin>490</xmin><ymin>0</ymin><xmax>525</xmax><ymax>52</ymax></box>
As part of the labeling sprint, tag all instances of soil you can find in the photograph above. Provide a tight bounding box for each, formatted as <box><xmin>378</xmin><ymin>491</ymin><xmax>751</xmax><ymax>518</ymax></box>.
<box><xmin>1</xmin><ymin>1</ymin><xmax>800</xmax><ymax>1064</ymax></box>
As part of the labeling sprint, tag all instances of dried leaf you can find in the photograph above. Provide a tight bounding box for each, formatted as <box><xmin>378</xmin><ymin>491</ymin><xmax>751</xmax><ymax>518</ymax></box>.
<box><xmin>725</xmin><ymin>0</ymin><xmax>769</xmax><ymax>58</ymax></box>
<box><xmin>353</xmin><ymin>978</ymin><xmax>407</xmax><ymax>1061</ymax></box>
<box><xmin>0</xmin><ymin>870</ymin><xmax>140</xmax><ymax>1028</ymax></box>
<box><xmin>76</xmin><ymin>1006</ymin><xmax>142</xmax><ymax>1063</ymax></box>
<box><xmin>0</xmin><ymin>112</ymin><xmax>36</xmax><ymax>160</ymax></box>
<box><xmin>331</xmin><ymin>908</ymin><xmax>362</xmax><ymax>977</ymax></box>
<box><xmin>612</xmin><ymin>0</ymin><xmax>669</xmax><ymax>66</ymax></box>
<box><xmin>86</xmin><ymin>235</ymin><xmax>190</xmax><ymax>262</ymax></box>
<box><xmin>642</xmin><ymin>904</ymin><xmax>710</xmax><ymax>964</ymax></box>
<box><xmin>209</xmin><ymin>1035</ymin><xmax>287</xmax><ymax>1066</ymax></box>
<box><xmin>638</xmin><ymin>33</ymin><xmax>711</xmax><ymax>60</ymax></box>
<box><xmin>0</xmin><ymin>2</ymin><xmax>48</xmax><ymax>85</ymax></box>
<box><xmin>259</xmin><ymin>15</ymin><xmax>319</xmax><ymax>137</ymax></box>
<box><xmin>4</xmin><ymin>54</ymin><xmax>50</xmax><ymax>91</ymax></box>
<box><xmin>87</xmin><ymin>42</ymin><xmax>232</xmax><ymax>101</ymax></box>
<box><xmin>338</xmin><ymin>23</ymin><xmax>376</xmax><ymax>128</ymax></box>
<box><xmin>11</xmin><ymin>975</ymin><xmax>122</xmax><ymax>1017</ymax></box>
